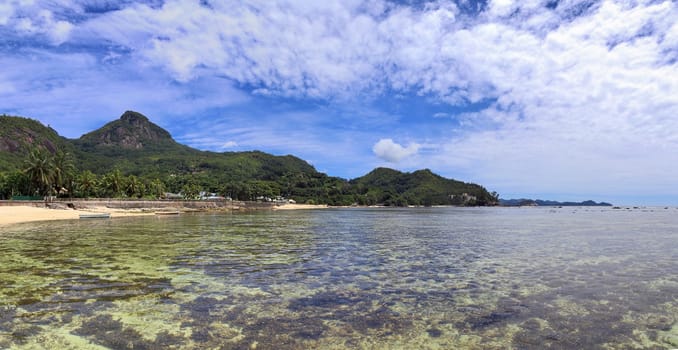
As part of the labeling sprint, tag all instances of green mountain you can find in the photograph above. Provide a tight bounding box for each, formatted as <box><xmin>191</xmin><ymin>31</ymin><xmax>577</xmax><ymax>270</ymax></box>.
<box><xmin>351</xmin><ymin>168</ymin><xmax>498</xmax><ymax>206</ymax></box>
<box><xmin>0</xmin><ymin>111</ymin><xmax>497</xmax><ymax>206</ymax></box>
<box><xmin>77</xmin><ymin>111</ymin><xmax>179</xmax><ymax>150</ymax></box>
<box><xmin>0</xmin><ymin>115</ymin><xmax>73</xmax><ymax>172</ymax></box>
<box><xmin>499</xmin><ymin>198</ymin><xmax>612</xmax><ymax>207</ymax></box>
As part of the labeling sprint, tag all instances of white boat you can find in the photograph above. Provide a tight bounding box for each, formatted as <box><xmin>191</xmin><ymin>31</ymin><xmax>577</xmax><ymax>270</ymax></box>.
<box><xmin>155</xmin><ymin>211</ymin><xmax>181</xmax><ymax>215</ymax></box>
<box><xmin>79</xmin><ymin>213</ymin><xmax>111</xmax><ymax>219</ymax></box>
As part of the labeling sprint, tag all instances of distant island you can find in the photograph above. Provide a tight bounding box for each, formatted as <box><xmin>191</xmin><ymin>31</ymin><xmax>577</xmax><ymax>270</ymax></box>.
<box><xmin>0</xmin><ymin>111</ymin><xmax>498</xmax><ymax>207</ymax></box>
<box><xmin>499</xmin><ymin>199</ymin><xmax>613</xmax><ymax>207</ymax></box>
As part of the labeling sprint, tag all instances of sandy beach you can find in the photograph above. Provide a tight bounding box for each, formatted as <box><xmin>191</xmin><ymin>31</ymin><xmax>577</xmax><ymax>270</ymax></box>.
<box><xmin>0</xmin><ymin>206</ymin><xmax>153</xmax><ymax>227</ymax></box>
<box><xmin>0</xmin><ymin>202</ymin><xmax>330</xmax><ymax>227</ymax></box>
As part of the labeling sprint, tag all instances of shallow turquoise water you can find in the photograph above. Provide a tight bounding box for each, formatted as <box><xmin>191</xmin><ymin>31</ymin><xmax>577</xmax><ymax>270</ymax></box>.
<box><xmin>0</xmin><ymin>207</ymin><xmax>677</xmax><ymax>349</ymax></box>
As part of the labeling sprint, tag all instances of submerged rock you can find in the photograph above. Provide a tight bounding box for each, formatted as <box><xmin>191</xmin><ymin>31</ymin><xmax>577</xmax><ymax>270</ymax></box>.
<box><xmin>426</xmin><ymin>328</ymin><xmax>443</xmax><ymax>337</ymax></box>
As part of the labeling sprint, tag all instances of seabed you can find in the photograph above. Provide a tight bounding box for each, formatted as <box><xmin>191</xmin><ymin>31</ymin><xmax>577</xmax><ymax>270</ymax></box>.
<box><xmin>0</xmin><ymin>208</ymin><xmax>677</xmax><ymax>349</ymax></box>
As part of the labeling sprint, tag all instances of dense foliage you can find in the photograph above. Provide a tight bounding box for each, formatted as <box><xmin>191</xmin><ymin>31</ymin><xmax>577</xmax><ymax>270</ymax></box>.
<box><xmin>350</xmin><ymin>168</ymin><xmax>498</xmax><ymax>206</ymax></box>
<box><xmin>0</xmin><ymin>112</ymin><xmax>498</xmax><ymax>206</ymax></box>
<box><xmin>499</xmin><ymin>198</ymin><xmax>612</xmax><ymax>206</ymax></box>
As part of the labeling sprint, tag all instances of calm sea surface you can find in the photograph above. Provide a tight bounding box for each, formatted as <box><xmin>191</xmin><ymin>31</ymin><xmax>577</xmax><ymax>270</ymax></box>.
<box><xmin>0</xmin><ymin>207</ymin><xmax>677</xmax><ymax>349</ymax></box>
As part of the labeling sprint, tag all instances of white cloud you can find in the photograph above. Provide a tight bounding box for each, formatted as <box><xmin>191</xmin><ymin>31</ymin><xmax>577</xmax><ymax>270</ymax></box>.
<box><xmin>0</xmin><ymin>2</ymin><xmax>15</xmax><ymax>26</ymax></box>
<box><xmin>373</xmin><ymin>139</ymin><xmax>420</xmax><ymax>163</ymax></box>
<box><xmin>81</xmin><ymin>0</ymin><xmax>461</xmax><ymax>97</ymax></box>
<box><xmin>487</xmin><ymin>0</ymin><xmax>518</xmax><ymax>18</ymax></box>
<box><xmin>20</xmin><ymin>0</ymin><xmax>674</xmax><ymax>107</ymax></box>
<box><xmin>6</xmin><ymin>0</ymin><xmax>677</xmax><ymax>105</ymax></box>
<box><xmin>1</xmin><ymin>3</ymin><xmax>75</xmax><ymax>45</ymax></box>
<box><xmin>221</xmin><ymin>141</ymin><xmax>238</xmax><ymax>149</ymax></box>
<box><xmin>49</xmin><ymin>18</ymin><xmax>74</xmax><ymax>45</ymax></box>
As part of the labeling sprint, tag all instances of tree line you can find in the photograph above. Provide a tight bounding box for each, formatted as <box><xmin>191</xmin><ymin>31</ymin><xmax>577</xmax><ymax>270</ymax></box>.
<box><xmin>0</xmin><ymin>145</ymin><xmax>498</xmax><ymax>206</ymax></box>
<box><xmin>0</xmin><ymin>146</ymin><xmax>293</xmax><ymax>201</ymax></box>
<box><xmin>0</xmin><ymin>147</ymin><xmax>160</xmax><ymax>199</ymax></box>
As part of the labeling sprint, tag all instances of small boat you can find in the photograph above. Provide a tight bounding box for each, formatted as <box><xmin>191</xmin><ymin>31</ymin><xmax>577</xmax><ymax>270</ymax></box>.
<box><xmin>79</xmin><ymin>213</ymin><xmax>111</xmax><ymax>219</ymax></box>
<box><xmin>155</xmin><ymin>211</ymin><xmax>181</xmax><ymax>216</ymax></box>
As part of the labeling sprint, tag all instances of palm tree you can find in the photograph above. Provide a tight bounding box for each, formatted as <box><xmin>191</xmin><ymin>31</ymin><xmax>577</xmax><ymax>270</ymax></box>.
<box><xmin>102</xmin><ymin>169</ymin><xmax>125</xmax><ymax>198</ymax></box>
<box><xmin>125</xmin><ymin>175</ymin><xmax>145</xmax><ymax>198</ymax></box>
<box><xmin>76</xmin><ymin>170</ymin><xmax>98</xmax><ymax>198</ymax></box>
<box><xmin>23</xmin><ymin>147</ymin><xmax>53</xmax><ymax>196</ymax></box>
<box><xmin>148</xmin><ymin>178</ymin><xmax>166</xmax><ymax>199</ymax></box>
<box><xmin>53</xmin><ymin>150</ymin><xmax>75</xmax><ymax>197</ymax></box>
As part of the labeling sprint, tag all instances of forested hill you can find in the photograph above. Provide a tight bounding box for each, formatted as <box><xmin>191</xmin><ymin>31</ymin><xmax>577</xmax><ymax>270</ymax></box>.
<box><xmin>499</xmin><ymin>199</ymin><xmax>613</xmax><ymax>207</ymax></box>
<box><xmin>0</xmin><ymin>115</ymin><xmax>73</xmax><ymax>173</ymax></box>
<box><xmin>0</xmin><ymin>111</ymin><xmax>498</xmax><ymax>206</ymax></box>
<box><xmin>351</xmin><ymin>168</ymin><xmax>498</xmax><ymax>206</ymax></box>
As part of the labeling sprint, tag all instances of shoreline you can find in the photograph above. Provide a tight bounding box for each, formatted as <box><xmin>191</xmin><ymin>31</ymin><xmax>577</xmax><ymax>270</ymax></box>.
<box><xmin>0</xmin><ymin>205</ymin><xmax>154</xmax><ymax>227</ymax></box>
<box><xmin>9</xmin><ymin>201</ymin><xmax>628</xmax><ymax>227</ymax></box>
<box><xmin>0</xmin><ymin>202</ymin><xmax>330</xmax><ymax>228</ymax></box>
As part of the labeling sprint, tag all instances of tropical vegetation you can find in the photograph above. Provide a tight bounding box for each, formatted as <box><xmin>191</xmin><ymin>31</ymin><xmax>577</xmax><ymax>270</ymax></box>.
<box><xmin>0</xmin><ymin>112</ymin><xmax>498</xmax><ymax>206</ymax></box>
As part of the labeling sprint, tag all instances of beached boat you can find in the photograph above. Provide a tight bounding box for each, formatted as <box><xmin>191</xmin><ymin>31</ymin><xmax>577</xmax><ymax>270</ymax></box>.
<box><xmin>155</xmin><ymin>211</ymin><xmax>181</xmax><ymax>216</ymax></box>
<box><xmin>79</xmin><ymin>213</ymin><xmax>111</xmax><ymax>219</ymax></box>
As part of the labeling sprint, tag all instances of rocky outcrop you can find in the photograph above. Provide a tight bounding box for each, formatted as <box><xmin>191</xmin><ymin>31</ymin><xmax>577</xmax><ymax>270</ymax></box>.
<box><xmin>0</xmin><ymin>116</ymin><xmax>61</xmax><ymax>153</ymax></box>
<box><xmin>78</xmin><ymin>111</ymin><xmax>176</xmax><ymax>149</ymax></box>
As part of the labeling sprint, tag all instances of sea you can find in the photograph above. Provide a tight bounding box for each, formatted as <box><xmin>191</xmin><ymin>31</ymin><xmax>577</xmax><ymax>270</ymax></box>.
<box><xmin>0</xmin><ymin>207</ymin><xmax>677</xmax><ymax>349</ymax></box>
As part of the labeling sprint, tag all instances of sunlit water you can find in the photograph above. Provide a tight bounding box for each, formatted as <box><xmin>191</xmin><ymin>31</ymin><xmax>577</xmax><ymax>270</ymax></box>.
<box><xmin>1</xmin><ymin>207</ymin><xmax>677</xmax><ymax>349</ymax></box>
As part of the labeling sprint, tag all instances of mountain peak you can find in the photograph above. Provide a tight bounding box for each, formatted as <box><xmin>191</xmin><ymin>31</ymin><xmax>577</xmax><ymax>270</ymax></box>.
<box><xmin>79</xmin><ymin>111</ymin><xmax>175</xmax><ymax>150</ymax></box>
<box><xmin>120</xmin><ymin>110</ymin><xmax>150</xmax><ymax>124</ymax></box>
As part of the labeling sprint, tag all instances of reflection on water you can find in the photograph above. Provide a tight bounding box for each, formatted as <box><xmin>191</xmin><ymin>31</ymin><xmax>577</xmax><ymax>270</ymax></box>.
<box><xmin>1</xmin><ymin>207</ymin><xmax>677</xmax><ymax>349</ymax></box>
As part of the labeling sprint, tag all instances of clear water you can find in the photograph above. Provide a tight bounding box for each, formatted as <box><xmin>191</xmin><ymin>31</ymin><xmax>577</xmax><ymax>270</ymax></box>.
<box><xmin>0</xmin><ymin>207</ymin><xmax>677</xmax><ymax>349</ymax></box>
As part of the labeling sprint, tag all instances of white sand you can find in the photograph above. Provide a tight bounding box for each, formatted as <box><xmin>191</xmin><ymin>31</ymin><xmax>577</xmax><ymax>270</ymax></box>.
<box><xmin>0</xmin><ymin>206</ymin><xmax>153</xmax><ymax>227</ymax></box>
<box><xmin>0</xmin><ymin>203</ymin><xmax>330</xmax><ymax>227</ymax></box>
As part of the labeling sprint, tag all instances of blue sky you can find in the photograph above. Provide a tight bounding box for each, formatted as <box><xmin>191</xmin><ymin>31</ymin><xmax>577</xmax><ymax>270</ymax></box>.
<box><xmin>1</xmin><ymin>0</ymin><xmax>678</xmax><ymax>205</ymax></box>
